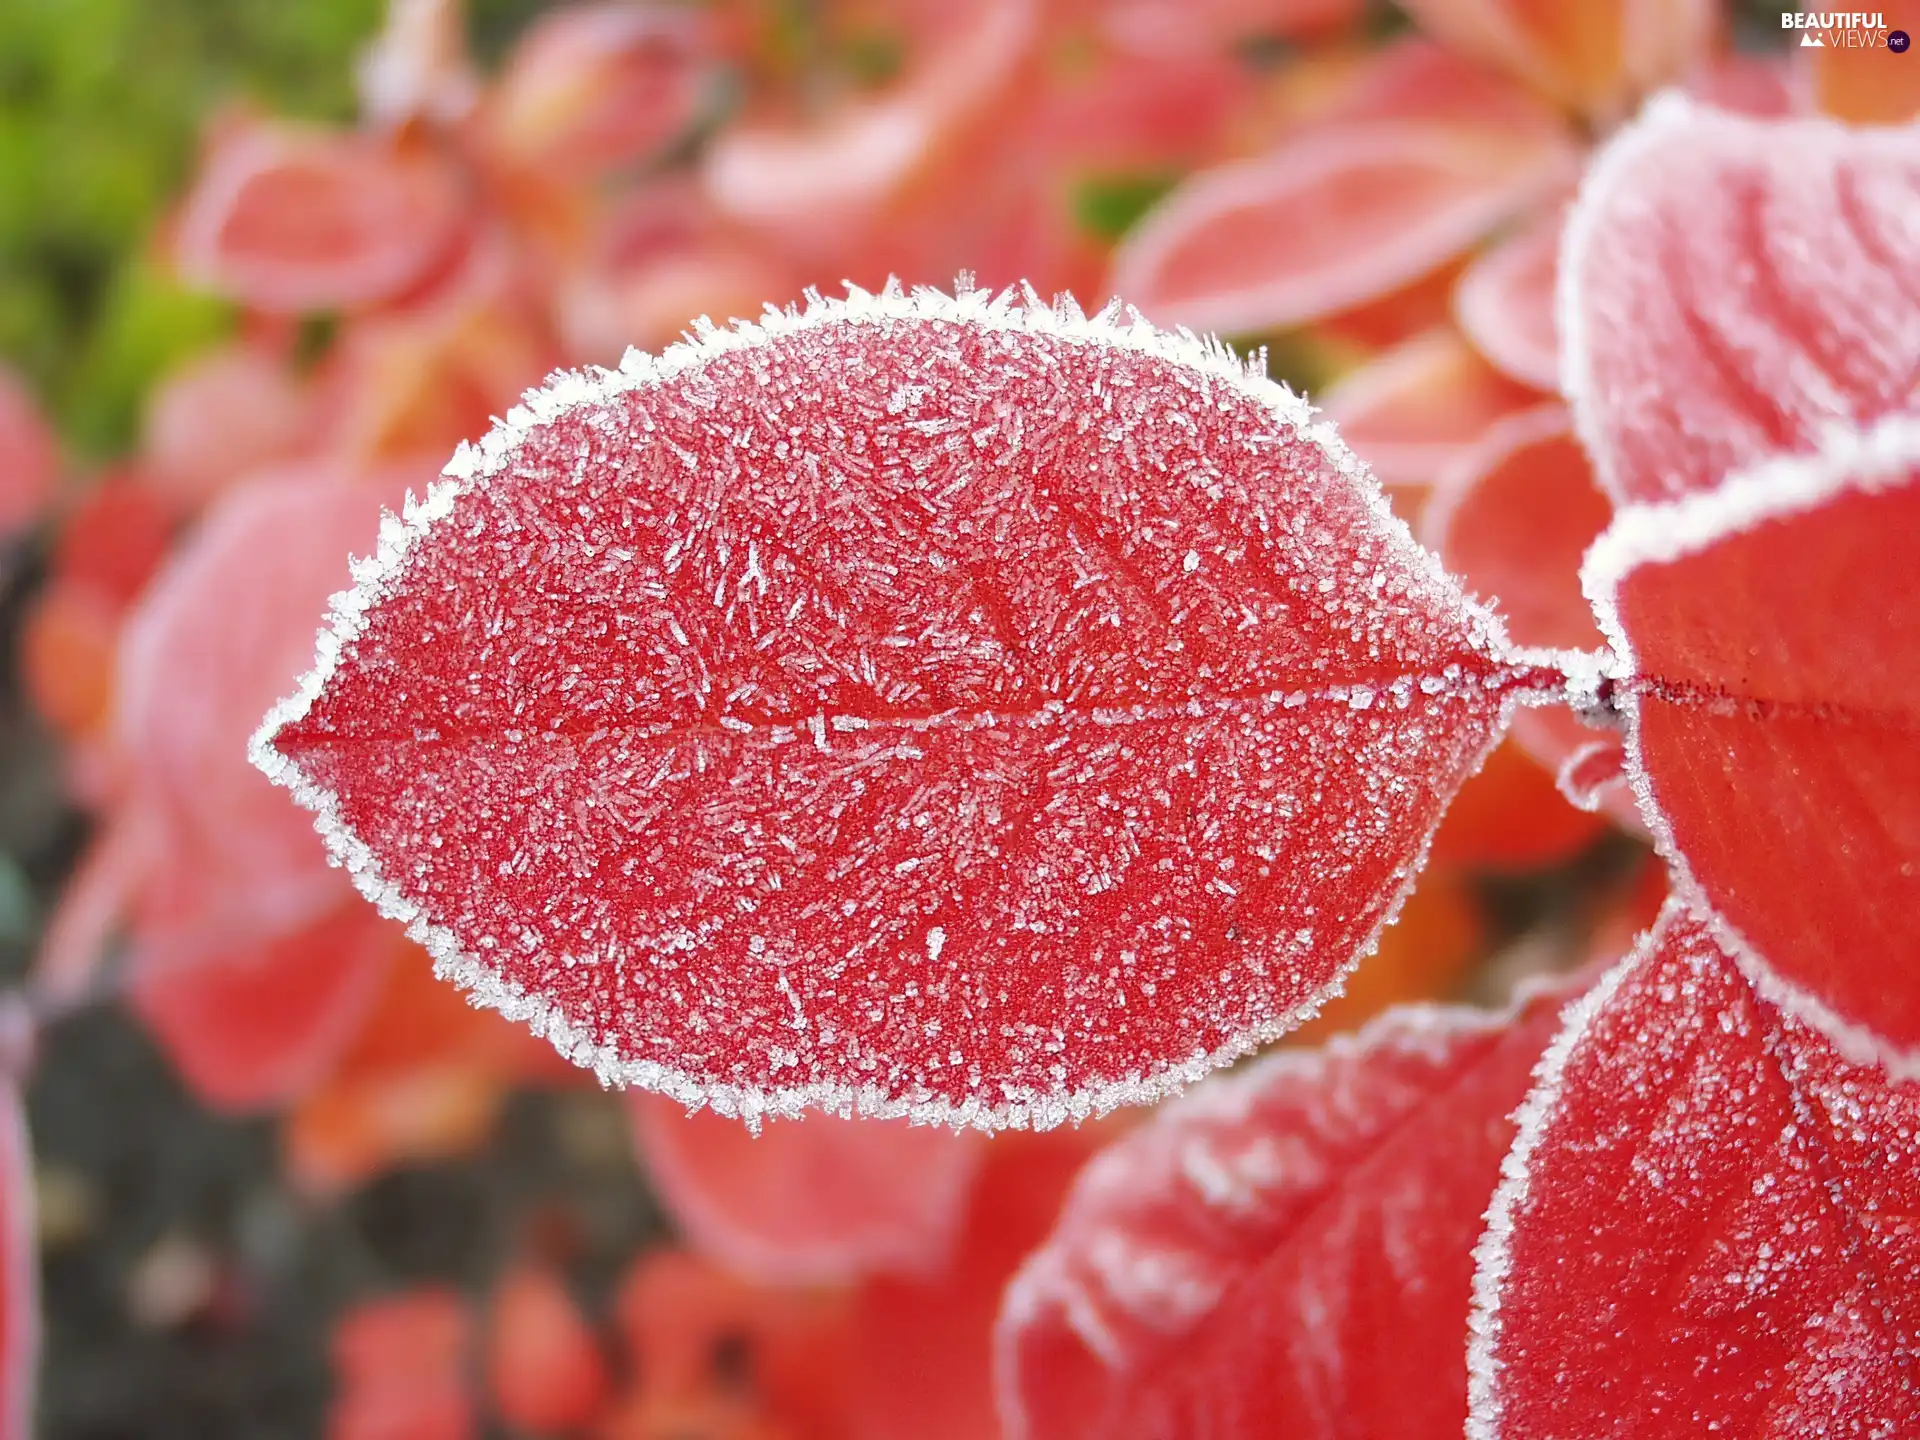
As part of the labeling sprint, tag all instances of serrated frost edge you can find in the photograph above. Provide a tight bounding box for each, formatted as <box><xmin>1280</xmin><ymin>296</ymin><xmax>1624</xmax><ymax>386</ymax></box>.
<box><xmin>1463</xmin><ymin>900</ymin><xmax>1677</xmax><ymax>1440</ymax></box>
<box><xmin>248</xmin><ymin>277</ymin><xmax>1528</xmax><ymax>1132</ymax></box>
<box><xmin>1579</xmin><ymin>412</ymin><xmax>1920</xmax><ymax>1082</ymax></box>
<box><xmin>996</xmin><ymin>975</ymin><xmax>1573</xmax><ymax>1440</ymax></box>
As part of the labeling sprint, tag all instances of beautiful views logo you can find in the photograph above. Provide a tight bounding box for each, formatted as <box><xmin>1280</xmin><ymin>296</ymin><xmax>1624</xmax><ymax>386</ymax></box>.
<box><xmin>1781</xmin><ymin>10</ymin><xmax>1900</xmax><ymax>46</ymax></box>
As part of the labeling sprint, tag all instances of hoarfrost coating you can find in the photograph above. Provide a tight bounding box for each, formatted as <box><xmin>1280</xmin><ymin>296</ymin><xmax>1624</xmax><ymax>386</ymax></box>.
<box><xmin>252</xmin><ymin>280</ymin><xmax>1580</xmax><ymax>1131</ymax></box>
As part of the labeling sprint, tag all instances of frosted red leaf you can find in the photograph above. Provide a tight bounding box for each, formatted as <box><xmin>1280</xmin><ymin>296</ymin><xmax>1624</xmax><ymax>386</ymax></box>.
<box><xmin>172</xmin><ymin>119</ymin><xmax>470</xmax><ymax>315</ymax></box>
<box><xmin>1561</xmin><ymin>97</ymin><xmax>1920</xmax><ymax>507</ymax></box>
<box><xmin>1469</xmin><ymin>901</ymin><xmax>1920</xmax><ymax>1438</ymax></box>
<box><xmin>1319</xmin><ymin>329</ymin><xmax>1541</xmax><ymax>501</ymax></box>
<box><xmin>0</xmin><ymin>1082</ymin><xmax>34</xmax><ymax>1440</ymax></box>
<box><xmin>254</xmin><ymin>283</ymin><xmax>1559</xmax><ymax>1129</ymax></box>
<box><xmin>1111</xmin><ymin>120</ymin><xmax>1577</xmax><ymax>337</ymax></box>
<box><xmin>1585</xmin><ymin>417</ymin><xmax>1920</xmax><ymax>1071</ymax></box>
<box><xmin>1395</xmin><ymin>0</ymin><xmax>1716</xmax><ymax>117</ymax></box>
<box><xmin>486</xmin><ymin>1264</ymin><xmax>610</xmax><ymax>1433</ymax></box>
<box><xmin>482</xmin><ymin>2</ymin><xmax>712</xmax><ymax>182</ymax></box>
<box><xmin>996</xmin><ymin>983</ymin><xmax>1571</xmax><ymax>1440</ymax></box>
<box><xmin>1452</xmin><ymin>206</ymin><xmax>1563</xmax><ymax>393</ymax></box>
<box><xmin>631</xmin><ymin>1097</ymin><xmax>982</xmax><ymax>1283</ymax></box>
<box><xmin>0</xmin><ymin>367</ymin><xmax>56</xmax><ymax>542</ymax></box>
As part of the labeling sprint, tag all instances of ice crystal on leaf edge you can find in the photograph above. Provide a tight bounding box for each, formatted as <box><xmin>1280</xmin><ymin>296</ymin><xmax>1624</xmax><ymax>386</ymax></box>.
<box><xmin>248</xmin><ymin>278</ymin><xmax>1588</xmax><ymax>1133</ymax></box>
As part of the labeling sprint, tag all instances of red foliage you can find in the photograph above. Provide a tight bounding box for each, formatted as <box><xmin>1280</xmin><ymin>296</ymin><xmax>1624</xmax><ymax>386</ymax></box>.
<box><xmin>487</xmin><ymin>1264</ymin><xmax>611</xmax><ymax>1433</ymax></box>
<box><xmin>0</xmin><ymin>367</ymin><xmax>57</xmax><ymax>542</ymax></box>
<box><xmin>173</xmin><ymin>117</ymin><xmax>472</xmax><ymax>315</ymax></box>
<box><xmin>1111</xmin><ymin>42</ymin><xmax>1577</xmax><ymax>336</ymax></box>
<box><xmin>328</xmin><ymin>1288</ymin><xmax>475</xmax><ymax>1440</ymax></box>
<box><xmin>1591</xmin><ymin>426</ymin><xmax>1920</xmax><ymax>1065</ymax></box>
<box><xmin>998</xmin><ymin>984</ymin><xmax>1571</xmax><ymax>1440</ymax></box>
<box><xmin>1560</xmin><ymin>100</ymin><xmax>1920</xmax><ymax>507</ymax></box>
<box><xmin>0</xmin><ymin>1083</ymin><xmax>35</xmax><ymax>1440</ymax></box>
<box><xmin>1472</xmin><ymin>903</ymin><xmax>1920</xmax><ymax>1436</ymax></box>
<box><xmin>630</xmin><ymin>1100</ymin><xmax>982</xmax><ymax>1285</ymax></box>
<box><xmin>14</xmin><ymin>3</ymin><xmax>1920</xmax><ymax>1436</ymax></box>
<box><xmin>259</xmin><ymin>291</ymin><xmax>1550</xmax><ymax>1126</ymax></box>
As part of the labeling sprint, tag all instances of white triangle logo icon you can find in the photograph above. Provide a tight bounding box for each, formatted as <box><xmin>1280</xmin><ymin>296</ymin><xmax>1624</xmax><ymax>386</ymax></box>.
<box><xmin>1801</xmin><ymin>31</ymin><xmax>1825</xmax><ymax>44</ymax></box>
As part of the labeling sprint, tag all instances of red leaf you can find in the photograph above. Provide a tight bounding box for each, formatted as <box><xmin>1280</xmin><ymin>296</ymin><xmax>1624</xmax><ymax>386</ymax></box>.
<box><xmin>486</xmin><ymin>1264</ymin><xmax>610</xmax><ymax>1433</ymax></box>
<box><xmin>329</xmin><ymin>1287</ymin><xmax>475</xmax><ymax>1440</ymax></box>
<box><xmin>631</xmin><ymin>1097</ymin><xmax>982</xmax><ymax>1284</ymax></box>
<box><xmin>256</xmin><ymin>284</ymin><xmax>1556</xmax><ymax>1128</ymax></box>
<box><xmin>1112</xmin><ymin>120</ymin><xmax>1576</xmax><ymax>336</ymax></box>
<box><xmin>1452</xmin><ymin>206</ymin><xmax>1563</xmax><ymax>393</ymax></box>
<box><xmin>850</xmin><ymin>1124</ymin><xmax>1113</xmax><ymax>1440</ymax></box>
<box><xmin>0</xmin><ymin>367</ymin><xmax>56</xmax><ymax>542</ymax></box>
<box><xmin>480</xmin><ymin>2</ymin><xmax>713</xmax><ymax>182</ymax></box>
<box><xmin>1561</xmin><ymin>98</ymin><xmax>1920</xmax><ymax>506</ymax></box>
<box><xmin>703</xmin><ymin>0</ymin><xmax>1037</xmax><ymax>247</ymax></box>
<box><xmin>129</xmin><ymin>902</ymin><xmax>398</xmax><ymax>1111</ymax></box>
<box><xmin>0</xmin><ymin>1081</ymin><xmax>35</xmax><ymax>1440</ymax></box>
<box><xmin>1318</xmin><ymin>329</ymin><xmax>1542</xmax><ymax>502</ymax></box>
<box><xmin>995</xmin><ymin>983</ymin><xmax>1572</xmax><ymax>1440</ymax></box>
<box><xmin>119</xmin><ymin>472</ymin><xmax>422</xmax><ymax>939</ymax></box>
<box><xmin>1585</xmin><ymin>419</ymin><xmax>1920</xmax><ymax>1070</ymax></box>
<box><xmin>173</xmin><ymin>119</ymin><xmax>470</xmax><ymax>315</ymax></box>
<box><xmin>609</xmin><ymin>1249</ymin><xmax>853</xmax><ymax>1437</ymax></box>
<box><xmin>1469</xmin><ymin>901</ymin><xmax>1920</xmax><ymax>1438</ymax></box>
<box><xmin>141</xmin><ymin>342</ymin><xmax>313</xmax><ymax>514</ymax></box>
<box><xmin>1425</xmin><ymin>405</ymin><xmax>1604</xmax><ymax>654</ymax></box>
<box><xmin>54</xmin><ymin>477</ymin><xmax>173</xmax><ymax>612</ymax></box>
<box><xmin>1423</xmin><ymin>404</ymin><xmax>1639</xmax><ymax>830</ymax></box>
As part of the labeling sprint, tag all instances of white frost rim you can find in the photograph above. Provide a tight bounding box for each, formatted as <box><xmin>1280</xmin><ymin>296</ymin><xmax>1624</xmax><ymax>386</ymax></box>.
<box><xmin>1580</xmin><ymin>412</ymin><xmax>1920</xmax><ymax>1082</ymax></box>
<box><xmin>996</xmin><ymin>970</ymin><xmax>1579</xmax><ymax>1440</ymax></box>
<box><xmin>1464</xmin><ymin>898</ymin><xmax>1682</xmax><ymax>1440</ymax></box>
<box><xmin>249</xmin><ymin>276</ymin><xmax>1538</xmax><ymax>1132</ymax></box>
